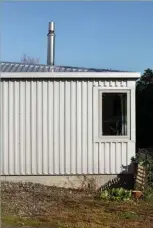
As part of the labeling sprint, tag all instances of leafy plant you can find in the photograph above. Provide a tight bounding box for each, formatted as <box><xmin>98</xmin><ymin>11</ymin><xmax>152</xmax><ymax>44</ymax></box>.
<box><xmin>131</xmin><ymin>156</ymin><xmax>146</xmax><ymax>166</ymax></box>
<box><xmin>143</xmin><ymin>186</ymin><xmax>153</xmax><ymax>202</ymax></box>
<box><xmin>100</xmin><ymin>188</ymin><xmax>132</xmax><ymax>201</ymax></box>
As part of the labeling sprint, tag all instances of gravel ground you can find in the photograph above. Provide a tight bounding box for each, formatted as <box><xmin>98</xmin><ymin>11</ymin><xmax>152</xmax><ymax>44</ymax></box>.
<box><xmin>1</xmin><ymin>181</ymin><xmax>94</xmax><ymax>216</ymax></box>
<box><xmin>1</xmin><ymin>181</ymin><xmax>95</xmax><ymax>228</ymax></box>
<box><xmin>1</xmin><ymin>181</ymin><xmax>153</xmax><ymax>228</ymax></box>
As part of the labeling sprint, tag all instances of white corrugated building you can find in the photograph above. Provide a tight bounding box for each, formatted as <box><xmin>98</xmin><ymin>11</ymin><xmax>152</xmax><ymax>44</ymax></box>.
<box><xmin>0</xmin><ymin>22</ymin><xmax>140</xmax><ymax>189</ymax></box>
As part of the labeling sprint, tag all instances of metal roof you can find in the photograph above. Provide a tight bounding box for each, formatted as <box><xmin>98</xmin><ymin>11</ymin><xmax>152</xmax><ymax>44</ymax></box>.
<box><xmin>0</xmin><ymin>61</ymin><xmax>128</xmax><ymax>73</ymax></box>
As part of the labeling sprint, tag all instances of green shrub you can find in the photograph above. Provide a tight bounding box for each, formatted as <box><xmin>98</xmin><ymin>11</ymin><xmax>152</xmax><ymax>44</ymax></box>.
<box><xmin>143</xmin><ymin>186</ymin><xmax>153</xmax><ymax>202</ymax></box>
<box><xmin>100</xmin><ymin>188</ymin><xmax>132</xmax><ymax>201</ymax></box>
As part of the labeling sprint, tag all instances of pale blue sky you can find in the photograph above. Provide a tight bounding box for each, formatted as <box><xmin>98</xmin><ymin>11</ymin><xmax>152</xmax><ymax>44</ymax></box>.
<box><xmin>1</xmin><ymin>1</ymin><xmax>153</xmax><ymax>73</ymax></box>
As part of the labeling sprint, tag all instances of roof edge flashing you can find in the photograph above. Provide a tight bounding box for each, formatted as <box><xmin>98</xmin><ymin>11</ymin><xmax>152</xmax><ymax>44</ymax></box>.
<box><xmin>1</xmin><ymin>71</ymin><xmax>141</xmax><ymax>79</ymax></box>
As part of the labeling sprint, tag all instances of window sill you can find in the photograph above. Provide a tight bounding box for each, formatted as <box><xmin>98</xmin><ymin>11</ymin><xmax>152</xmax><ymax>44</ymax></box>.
<box><xmin>94</xmin><ymin>136</ymin><xmax>132</xmax><ymax>143</ymax></box>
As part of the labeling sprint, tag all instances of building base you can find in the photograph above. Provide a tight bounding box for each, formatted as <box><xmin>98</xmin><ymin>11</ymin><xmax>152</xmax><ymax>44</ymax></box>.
<box><xmin>1</xmin><ymin>174</ymin><xmax>135</xmax><ymax>190</ymax></box>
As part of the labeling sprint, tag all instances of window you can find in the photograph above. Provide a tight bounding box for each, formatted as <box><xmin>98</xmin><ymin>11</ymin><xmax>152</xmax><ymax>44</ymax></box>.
<box><xmin>99</xmin><ymin>90</ymin><xmax>130</xmax><ymax>137</ymax></box>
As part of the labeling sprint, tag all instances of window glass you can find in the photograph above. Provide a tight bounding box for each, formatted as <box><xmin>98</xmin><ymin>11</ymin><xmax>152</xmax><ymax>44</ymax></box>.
<box><xmin>102</xmin><ymin>93</ymin><xmax>127</xmax><ymax>136</ymax></box>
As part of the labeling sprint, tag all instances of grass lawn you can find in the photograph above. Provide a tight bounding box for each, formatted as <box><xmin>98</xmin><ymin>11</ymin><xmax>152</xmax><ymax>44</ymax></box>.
<box><xmin>1</xmin><ymin>181</ymin><xmax>153</xmax><ymax>228</ymax></box>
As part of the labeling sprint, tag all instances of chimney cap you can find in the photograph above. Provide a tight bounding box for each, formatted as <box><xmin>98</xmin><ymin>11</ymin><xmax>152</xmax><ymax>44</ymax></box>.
<box><xmin>48</xmin><ymin>22</ymin><xmax>55</xmax><ymax>31</ymax></box>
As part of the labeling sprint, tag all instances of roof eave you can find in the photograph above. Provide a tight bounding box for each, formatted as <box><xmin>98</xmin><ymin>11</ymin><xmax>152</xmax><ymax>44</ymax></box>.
<box><xmin>1</xmin><ymin>71</ymin><xmax>141</xmax><ymax>79</ymax></box>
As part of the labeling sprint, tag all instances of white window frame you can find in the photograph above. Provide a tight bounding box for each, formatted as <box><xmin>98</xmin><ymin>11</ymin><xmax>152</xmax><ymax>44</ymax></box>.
<box><xmin>98</xmin><ymin>89</ymin><xmax>131</xmax><ymax>140</ymax></box>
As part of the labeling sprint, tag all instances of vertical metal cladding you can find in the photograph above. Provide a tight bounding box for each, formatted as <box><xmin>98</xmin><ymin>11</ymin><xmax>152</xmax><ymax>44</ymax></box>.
<box><xmin>1</xmin><ymin>79</ymin><xmax>134</xmax><ymax>175</ymax></box>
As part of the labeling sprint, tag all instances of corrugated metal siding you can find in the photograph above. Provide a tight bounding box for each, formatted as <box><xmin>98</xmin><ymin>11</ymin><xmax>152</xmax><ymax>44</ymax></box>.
<box><xmin>1</xmin><ymin>79</ymin><xmax>135</xmax><ymax>175</ymax></box>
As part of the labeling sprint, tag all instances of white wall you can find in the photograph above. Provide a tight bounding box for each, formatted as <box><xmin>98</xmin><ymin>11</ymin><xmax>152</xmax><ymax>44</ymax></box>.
<box><xmin>0</xmin><ymin>77</ymin><xmax>136</xmax><ymax>175</ymax></box>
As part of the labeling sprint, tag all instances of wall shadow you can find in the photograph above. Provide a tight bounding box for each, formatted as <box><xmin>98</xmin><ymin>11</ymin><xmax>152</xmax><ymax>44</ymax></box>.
<box><xmin>98</xmin><ymin>163</ymin><xmax>135</xmax><ymax>192</ymax></box>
